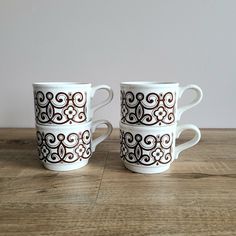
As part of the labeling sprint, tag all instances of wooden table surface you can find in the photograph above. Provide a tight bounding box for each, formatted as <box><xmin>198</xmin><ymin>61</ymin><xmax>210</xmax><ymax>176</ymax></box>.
<box><xmin>0</xmin><ymin>128</ymin><xmax>235</xmax><ymax>236</ymax></box>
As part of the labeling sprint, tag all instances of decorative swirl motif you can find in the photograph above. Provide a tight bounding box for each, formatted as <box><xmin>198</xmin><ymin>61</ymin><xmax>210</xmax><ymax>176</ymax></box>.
<box><xmin>120</xmin><ymin>130</ymin><xmax>173</xmax><ymax>166</ymax></box>
<box><xmin>34</xmin><ymin>91</ymin><xmax>87</xmax><ymax>125</ymax></box>
<box><xmin>121</xmin><ymin>91</ymin><xmax>176</xmax><ymax>126</ymax></box>
<box><xmin>37</xmin><ymin>130</ymin><xmax>91</xmax><ymax>163</ymax></box>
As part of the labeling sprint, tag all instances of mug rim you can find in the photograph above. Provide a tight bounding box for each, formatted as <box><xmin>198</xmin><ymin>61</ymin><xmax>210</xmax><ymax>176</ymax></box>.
<box><xmin>119</xmin><ymin>121</ymin><xmax>177</xmax><ymax>131</ymax></box>
<box><xmin>36</xmin><ymin>120</ymin><xmax>92</xmax><ymax>130</ymax></box>
<box><xmin>120</xmin><ymin>81</ymin><xmax>179</xmax><ymax>87</ymax></box>
<box><xmin>33</xmin><ymin>82</ymin><xmax>92</xmax><ymax>88</ymax></box>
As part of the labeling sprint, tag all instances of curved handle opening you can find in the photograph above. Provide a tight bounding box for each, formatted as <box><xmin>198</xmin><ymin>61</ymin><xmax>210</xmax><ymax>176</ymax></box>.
<box><xmin>91</xmin><ymin>120</ymin><xmax>113</xmax><ymax>152</ymax></box>
<box><xmin>91</xmin><ymin>85</ymin><xmax>113</xmax><ymax>115</ymax></box>
<box><xmin>177</xmin><ymin>85</ymin><xmax>203</xmax><ymax>120</ymax></box>
<box><xmin>175</xmin><ymin>124</ymin><xmax>201</xmax><ymax>159</ymax></box>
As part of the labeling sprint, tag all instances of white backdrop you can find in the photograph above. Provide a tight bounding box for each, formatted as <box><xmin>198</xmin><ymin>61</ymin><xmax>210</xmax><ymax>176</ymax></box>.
<box><xmin>0</xmin><ymin>0</ymin><xmax>235</xmax><ymax>128</ymax></box>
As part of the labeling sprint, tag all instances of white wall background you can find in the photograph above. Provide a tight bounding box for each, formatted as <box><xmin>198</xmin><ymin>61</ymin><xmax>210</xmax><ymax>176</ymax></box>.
<box><xmin>0</xmin><ymin>0</ymin><xmax>235</xmax><ymax>128</ymax></box>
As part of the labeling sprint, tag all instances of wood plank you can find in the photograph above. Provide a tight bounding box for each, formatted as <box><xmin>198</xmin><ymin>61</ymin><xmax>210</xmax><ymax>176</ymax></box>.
<box><xmin>0</xmin><ymin>203</ymin><xmax>235</xmax><ymax>236</ymax></box>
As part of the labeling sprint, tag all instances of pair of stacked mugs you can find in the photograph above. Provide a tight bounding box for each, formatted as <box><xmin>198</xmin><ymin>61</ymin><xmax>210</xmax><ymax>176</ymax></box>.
<box><xmin>33</xmin><ymin>82</ymin><xmax>113</xmax><ymax>171</ymax></box>
<box><xmin>120</xmin><ymin>82</ymin><xmax>203</xmax><ymax>174</ymax></box>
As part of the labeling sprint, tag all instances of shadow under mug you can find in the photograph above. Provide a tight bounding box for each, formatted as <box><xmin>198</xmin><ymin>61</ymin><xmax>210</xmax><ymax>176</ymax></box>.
<box><xmin>33</xmin><ymin>82</ymin><xmax>113</xmax><ymax>125</ymax></box>
<box><xmin>120</xmin><ymin>82</ymin><xmax>203</xmax><ymax>126</ymax></box>
<box><xmin>120</xmin><ymin>122</ymin><xmax>201</xmax><ymax>174</ymax></box>
<box><xmin>36</xmin><ymin>120</ymin><xmax>113</xmax><ymax>171</ymax></box>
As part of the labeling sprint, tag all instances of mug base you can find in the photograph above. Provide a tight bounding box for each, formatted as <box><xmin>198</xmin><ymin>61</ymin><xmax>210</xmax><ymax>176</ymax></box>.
<box><xmin>124</xmin><ymin>162</ymin><xmax>170</xmax><ymax>174</ymax></box>
<box><xmin>43</xmin><ymin>159</ymin><xmax>89</xmax><ymax>172</ymax></box>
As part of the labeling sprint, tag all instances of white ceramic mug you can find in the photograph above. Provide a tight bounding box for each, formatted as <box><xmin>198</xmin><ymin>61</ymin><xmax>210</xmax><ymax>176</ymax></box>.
<box><xmin>120</xmin><ymin>122</ymin><xmax>201</xmax><ymax>174</ymax></box>
<box><xmin>36</xmin><ymin>120</ymin><xmax>113</xmax><ymax>171</ymax></box>
<box><xmin>33</xmin><ymin>82</ymin><xmax>113</xmax><ymax>125</ymax></box>
<box><xmin>120</xmin><ymin>82</ymin><xmax>202</xmax><ymax>126</ymax></box>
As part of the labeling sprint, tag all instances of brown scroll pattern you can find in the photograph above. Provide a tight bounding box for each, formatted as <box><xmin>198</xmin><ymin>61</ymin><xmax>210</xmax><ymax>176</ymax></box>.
<box><xmin>120</xmin><ymin>130</ymin><xmax>173</xmax><ymax>166</ymax></box>
<box><xmin>36</xmin><ymin>130</ymin><xmax>91</xmax><ymax>163</ymax></box>
<box><xmin>121</xmin><ymin>91</ymin><xmax>176</xmax><ymax>126</ymax></box>
<box><xmin>34</xmin><ymin>91</ymin><xmax>87</xmax><ymax>125</ymax></box>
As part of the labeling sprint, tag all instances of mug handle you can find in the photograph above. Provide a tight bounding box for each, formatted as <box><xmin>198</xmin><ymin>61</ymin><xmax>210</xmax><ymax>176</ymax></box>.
<box><xmin>91</xmin><ymin>120</ymin><xmax>113</xmax><ymax>152</ymax></box>
<box><xmin>177</xmin><ymin>85</ymin><xmax>203</xmax><ymax>120</ymax></box>
<box><xmin>91</xmin><ymin>85</ymin><xmax>113</xmax><ymax>115</ymax></box>
<box><xmin>175</xmin><ymin>124</ymin><xmax>201</xmax><ymax>159</ymax></box>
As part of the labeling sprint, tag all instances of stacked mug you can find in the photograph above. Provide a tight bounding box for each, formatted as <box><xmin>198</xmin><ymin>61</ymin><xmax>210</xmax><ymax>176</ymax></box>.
<box><xmin>33</xmin><ymin>82</ymin><xmax>113</xmax><ymax>171</ymax></box>
<box><xmin>120</xmin><ymin>82</ymin><xmax>203</xmax><ymax>174</ymax></box>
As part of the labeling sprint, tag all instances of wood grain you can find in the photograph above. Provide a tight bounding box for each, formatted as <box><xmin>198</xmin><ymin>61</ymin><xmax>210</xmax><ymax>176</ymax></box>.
<box><xmin>0</xmin><ymin>128</ymin><xmax>236</xmax><ymax>236</ymax></box>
